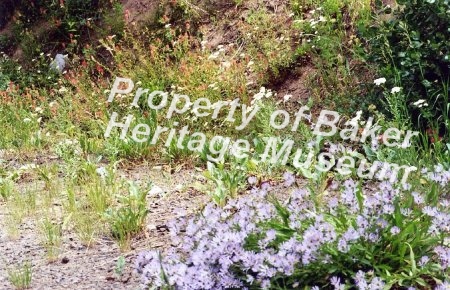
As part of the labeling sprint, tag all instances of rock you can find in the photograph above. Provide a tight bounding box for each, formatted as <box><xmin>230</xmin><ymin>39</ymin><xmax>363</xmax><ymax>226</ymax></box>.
<box><xmin>156</xmin><ymin>224</ymin><xmax>169</xmax><ymax>232</ymax></box>
<box><xmin>50</xmin><ymin>54</ymin><xmax>68</xmax><ymax>73</ymax></box>
<box><xmin>147</xmin><ymin>224</ymin><xmax>157</xmax><ymax>231</ymax></box>
<box><xmin>61</xmin><ymin>257</ymin><xmax>69</xmax><ymax>264</ymax></box>
<box><xmin>147</xmin><ymin>185</ymin><xmax>164</xmax><ymax>197</ymax></box>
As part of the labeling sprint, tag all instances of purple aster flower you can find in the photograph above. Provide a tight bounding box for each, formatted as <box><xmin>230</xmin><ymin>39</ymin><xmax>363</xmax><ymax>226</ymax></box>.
<box><xmin>390</xmin><ymin>226</ymin><xmax>400</xmax><ymax>235</ymax></box>
<box><xmin>368</xmin><ymin>277</ymin><xmax>385</xmax><ymax>289</ymax></box>
<box><xmin>435</xmin><ymin>281</ymin><xmax>450</xmax><ymax>290</ymax></box>
<box><xmin>418</xmin><ymin>256</ymin><xmax>429</xmax><ymax>267</ymax></box>
<box><xmin>434</xmin><ymin>246</ymin><xmax>450</xmax><ymax>269</ymax></box>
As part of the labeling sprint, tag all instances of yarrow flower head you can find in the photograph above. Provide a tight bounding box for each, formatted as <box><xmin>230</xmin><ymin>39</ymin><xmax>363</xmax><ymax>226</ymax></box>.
<box><xmin>413</xmin><ymin>99</ymin><xmax>429</xmax><ymax>108</ymax></box>
<box><xmin>374</xmin><ymin>77</ymin><xmax>386</xmax><ymax>86</ymax></box>
<box><xmin>391</xmin><ymin>86</ymin><xmax>402</xmax><ymax>93</ymax></box>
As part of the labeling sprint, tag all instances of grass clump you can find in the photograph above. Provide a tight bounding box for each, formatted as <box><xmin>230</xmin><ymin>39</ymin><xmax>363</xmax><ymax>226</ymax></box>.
<box><xmin>7</xmin><ymin>262</ymin><xmax>32</xmax><ymax>290</ymax></box>
<box><xmin>106</xmin><ymin>182</ymin><xmax>149</xmax><ymax>251</ymax></box>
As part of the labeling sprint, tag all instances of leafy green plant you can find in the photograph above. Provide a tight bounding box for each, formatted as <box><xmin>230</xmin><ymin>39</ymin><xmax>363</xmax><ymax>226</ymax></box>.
<box><xmin>367</xmin><ymin>0</ymin><xmax>450</xmax><ymax>139</ymax></box>
<box><xmin>203</xmin><ymin>158</ymin><xmax>251</xmax><ymax>206</ymax></box>
<box><xmin>0</xmin><ymin>71</ymin><xmax>9</xmax><ymax>90</ymax></box>
<box><xmin>115</xmin><ymin>255</ymin><xmax>126</xmax><ymax>278</ymax></box>
<box><xmin>0</xmin><ymin>178</ymin><xmax>14</xmax><ymax>201</ymax></box>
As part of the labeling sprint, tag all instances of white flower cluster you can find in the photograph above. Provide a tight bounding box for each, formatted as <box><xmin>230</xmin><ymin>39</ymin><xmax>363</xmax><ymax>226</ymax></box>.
<box><xmin>208</xmin><ymin>44</ymin><xmax>226</xmax><ymax>60</ymax></box>
<box><xmin>251</xmin><ymin>87</ymin><xmax>273</xmax><ymax>106</ymax></box>
<box><xmin>55</xmin><ymin>139</ymin><xmax>82</xmax><ymax>158</ymax></box>
<box><xmin>413</xmin><ymin>99</ymin><xmax>429</xmax><ymax>108</ymax></box>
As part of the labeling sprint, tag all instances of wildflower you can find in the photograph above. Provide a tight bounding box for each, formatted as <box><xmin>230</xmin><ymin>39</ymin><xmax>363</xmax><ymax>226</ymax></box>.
<box><xmin>373</xmin><ymin>77</ymin><xmax>386</xmax><ymax>86</ymax></box>
<box><xmin>390</xmin><ymin>226</ymin><xmax>400</xmax><ymax>235</ymax></box>
<box><xmin>135</xmin><ymin>174</ymin><xmax>449</xmax><ymax>289</ymax></box>
<box><xmin>200</xmin><ymin>40</ymin><xmax>207</xmax><ymax>51</ymax></box>
<box><xmin>371</xmin><ymin>138</ymin><xmax>379</xmax><ymax>151</ymax></box>
<box><xmin>413</xmin><ymin>99</ymin><xmax>429</xmax><ymax>108</ymax></box>
<box><xmin>435</xmin><ymin>281</ymin><xmax>450</xmax><ymax>290</ymax></box>
<box><xmin>348</xmin><ymin>110</ymin><xmax>363</xmax><ymax>125</ymax></box>
<box><xmin>369</xmin><ymin>277</ymin><xmax>385</xmax><ymax>289</ymax></box>
<box><xmin>208</xmin><ymin>51</ymin><xmax>221</xmax><ymax>59</ymax></box>
<box><xmin>354</xmin><ymin>270</ymin><xmax>368</xmax><ymax>289</ymax></box>
<box><xmin>58</xmin><ymin>86</ymin><xmax>68</xmax><ymax>93</ymax></box>
<box><xmin>221</xmin><ymin>61</ymin><xmax>231</xmax><ymax>69</ymax></box>
<box><xmin>418</xmin><ymin>256</ymin><xmax>429</xmax><ymax>267</ymax></box>
<box><xmin>283</xmin><ymin>94</ymin><xmax>292</xmax><ymax>102</ymax></box>
<box><xmin>95</xmin><ymin>167</ymin><xmax>108</xmax><ymax>180</ymax></box>
<box><xmin>434</xmin><ymin>246</ymin><xmax>450</xmax><ymax>269</ymax></box>
<box><xmin>391</xmin><ymin>87</ymin><xmax>402</xmax><ymax>93</ymax></box>
<box><xmin>330</xmin><ymin>276</ymin><xmax>345</xmax><ymax>290</ymax></box>
<box><xmin>401</xmin><ymin>208</ymin><xmax>412</xmax><ymax>217</ymax></box>
<box><xmin>307</xmin><ymin>140</ymin><xmax>316</xmax><ymax>148</ymax></box>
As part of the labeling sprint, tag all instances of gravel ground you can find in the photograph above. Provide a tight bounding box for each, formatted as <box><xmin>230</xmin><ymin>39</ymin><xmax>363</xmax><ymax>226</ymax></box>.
<box><xmin>0</xmin><ymin>161</ymin><xmax>209</xmax><ymax>290</ymax></box>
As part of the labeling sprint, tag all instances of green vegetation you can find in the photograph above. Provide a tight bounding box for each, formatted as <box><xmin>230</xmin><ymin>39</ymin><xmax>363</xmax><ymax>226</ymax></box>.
<box><xmin>0</xmin><ymin>0</ymin><xmax>449</xmax><ymax>288</ymax></box>
<box><xmin>7</xmin><ymin>262</ymin><xmax>32</xmax><ymax>290</ymax></box>
<box><xmin>366</xmin><ymin>0</ymin><xmax>450</xmax><ymax>140</ymax></box>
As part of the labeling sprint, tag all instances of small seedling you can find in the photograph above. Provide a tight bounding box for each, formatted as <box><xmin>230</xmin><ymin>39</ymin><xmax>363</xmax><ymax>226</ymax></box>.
<box><xmin>115</xmin><ymin>255</ymin><xmax>126</xmax><ymax>278</ymax></box>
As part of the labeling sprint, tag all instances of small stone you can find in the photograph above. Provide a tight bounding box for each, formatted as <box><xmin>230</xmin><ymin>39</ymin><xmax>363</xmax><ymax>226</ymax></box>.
<box><xmin>156</xmin><ymin>224</ymin><xmax>169</xmax><ymax>232</ymax></box>
<box><xmin>147</xmin><ymin>224</ymin><xmax>157</xmax><ymax>231</ymax></box>
<box><xmin>148</xmin><ymin>185</ymin><xmax>164</xmax><ymax>197</ymax></box>
<box><xmin>61</xmin><ymin>257</ymin><xmax>69</xmax><ymax>264</ymax></box>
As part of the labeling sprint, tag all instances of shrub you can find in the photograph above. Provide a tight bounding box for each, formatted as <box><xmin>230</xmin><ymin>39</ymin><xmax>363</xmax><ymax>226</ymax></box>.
<box><xmin>136</xmin><ymin>170</ymin><xmax>450</xmax><ymax>289</ymax></box>
<box><xmin>366</xmin><ymin>0</ymin><xmax>450</xmax><ymax>139</ymax></box>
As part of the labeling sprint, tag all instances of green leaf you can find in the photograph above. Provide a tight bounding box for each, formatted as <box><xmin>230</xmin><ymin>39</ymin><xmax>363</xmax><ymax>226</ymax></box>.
<box><xmin>405</xmin><ymin>242</ymin><xmax>417</xmax><ymax>274</ymax></box>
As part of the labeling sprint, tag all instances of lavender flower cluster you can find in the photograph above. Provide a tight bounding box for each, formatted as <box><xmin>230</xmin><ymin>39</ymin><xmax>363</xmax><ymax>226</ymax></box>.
<box><xmin>422</xmin><ymin>164</ymin><xmax>450</xmax><ymax>188</ymax></box>
<box><xmin>136</xmin><ymin>170</ymin><xmax>450</xmax><ymax>289</ymax></box>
